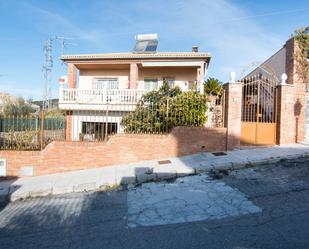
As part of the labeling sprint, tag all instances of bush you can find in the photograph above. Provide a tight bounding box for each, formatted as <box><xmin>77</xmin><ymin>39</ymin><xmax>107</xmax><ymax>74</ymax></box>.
<box><xmin>121</xmin><ymin>81</ymin><xmax>208</xmax><ymax>133</ymax></box>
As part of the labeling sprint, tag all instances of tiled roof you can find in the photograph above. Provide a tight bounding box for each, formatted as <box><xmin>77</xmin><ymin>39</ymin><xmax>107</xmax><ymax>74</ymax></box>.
<box><xmin>61</xmin><ymin>52</ymin><xmax>211</xmax><ymax>61</ymax></box>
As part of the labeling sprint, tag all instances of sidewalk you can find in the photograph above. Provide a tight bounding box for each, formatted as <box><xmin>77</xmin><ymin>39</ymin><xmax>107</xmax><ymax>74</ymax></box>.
<box><xmin>1</xmin><ymin>144</ymin><xmax>309</xmax><ymax>202</ymax></box>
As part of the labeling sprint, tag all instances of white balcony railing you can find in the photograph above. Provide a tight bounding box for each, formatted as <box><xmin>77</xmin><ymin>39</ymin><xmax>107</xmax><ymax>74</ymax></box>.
<box><xmin>59</xmin><ymin>88</ymin><xmax>147</xmax><ymax>105</ymax></box>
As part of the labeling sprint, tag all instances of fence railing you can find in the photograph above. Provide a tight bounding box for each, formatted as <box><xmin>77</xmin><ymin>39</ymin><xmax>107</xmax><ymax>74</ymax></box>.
<box><xmin>0</xmin><ymin>112</ymin><xmax>65</xmax><ymax>150</ymax></box>
<box><xmin>72</xmin><ymin>93</ymin><xmax>225</xmax><ymax>142</ymax></box>
<box><xmin>59</xmin><ymin>88</ymin><xmax>147</xmax><ymax>105</ymax></box>
<box><xmin>0</xmin><ymin>94</ymin><xmax>225</xmax><ymax>149</ymax></box>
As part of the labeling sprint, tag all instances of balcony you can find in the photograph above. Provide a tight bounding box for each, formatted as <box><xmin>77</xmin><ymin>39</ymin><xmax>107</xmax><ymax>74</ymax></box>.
<box><xmin>59</xmin><ymin>88</ymin><xmax>147</xmax><ymax>111</ymax></box>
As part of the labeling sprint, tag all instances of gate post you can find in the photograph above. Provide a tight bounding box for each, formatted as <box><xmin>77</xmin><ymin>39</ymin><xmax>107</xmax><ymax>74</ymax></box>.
<box><xmin>223</xmin><ymin>72</ymin><xmax>242</xmax><ymax>150</ymax></box>
<box><xmin>65</xmin><ymin>111</ymin><xmax>73</xmax><ymax>142</ymax></box>
<box><xmin>276</xmin><ymin>73</ymin><xmax>296</xmax><ymax>145</ymax></box>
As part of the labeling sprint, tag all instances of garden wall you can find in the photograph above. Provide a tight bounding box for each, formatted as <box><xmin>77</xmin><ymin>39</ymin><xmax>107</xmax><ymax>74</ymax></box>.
<box><xmin>0</xmin><ymin>127</ymin><xmax>227</xmax><ymax>177</ymax></box>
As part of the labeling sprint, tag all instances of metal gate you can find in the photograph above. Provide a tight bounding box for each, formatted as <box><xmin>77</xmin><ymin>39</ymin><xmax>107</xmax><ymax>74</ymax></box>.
<box><xmin>240</xmin><ymin>75</ymin><xmax>277</xmax><ymax>145</ymax></box>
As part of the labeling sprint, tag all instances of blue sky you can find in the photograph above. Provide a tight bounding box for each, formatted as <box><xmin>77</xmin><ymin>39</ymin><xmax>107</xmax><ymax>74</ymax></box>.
<box><xmin>0</xmin><ymin>0</ymin><xmax>308</xmax><ymax>100</ymax></box>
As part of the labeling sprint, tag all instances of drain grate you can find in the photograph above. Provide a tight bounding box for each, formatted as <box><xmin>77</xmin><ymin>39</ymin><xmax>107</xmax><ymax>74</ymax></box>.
<box><xmin>212</xmin><ymin>152</ymin><xmax>227</xmax><ymax>156</ymax></box>
<box><xmin>158</xmin><ymin>160</ymin><xmax>172</xmax><ymax>165</ymax></box>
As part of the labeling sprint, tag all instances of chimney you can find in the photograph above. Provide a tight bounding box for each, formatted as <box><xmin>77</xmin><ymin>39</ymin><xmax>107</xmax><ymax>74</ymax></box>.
<box><xmin>192</xmin><ymin>46</ymin><xmax>199</xmax><ymax>52</ymax></box>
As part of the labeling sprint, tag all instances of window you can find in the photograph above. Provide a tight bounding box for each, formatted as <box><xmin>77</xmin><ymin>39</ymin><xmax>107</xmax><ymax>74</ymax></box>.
<box><xmin>93</xmin><ymin>78</ymin><xmax>119</xmax><ymax>90</ymax></box>
<box><xmin>144</xmin><ymin>78</ymin><xmax>158</xmax><ymax>90</ymax></box>
<box><xmin>163</xmin><ymin>77</ymin><xmax>175</xmax><ymax>88</ymax></box>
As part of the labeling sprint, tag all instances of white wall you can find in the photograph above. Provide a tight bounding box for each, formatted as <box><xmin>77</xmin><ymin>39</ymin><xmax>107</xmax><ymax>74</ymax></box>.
<box><xmin>79</xmin><ymin>69</ymin><xmax>130</xmax><ymax>90</ymax></box>
<box><xmin>246</xmin><ymin>47</ymin><xmax>286</xmax><ymax>81</ymax></box>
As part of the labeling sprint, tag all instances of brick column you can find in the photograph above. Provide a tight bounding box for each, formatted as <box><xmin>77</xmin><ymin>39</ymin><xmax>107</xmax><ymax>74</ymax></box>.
<box><xmin>68</xmin><ymin>63</ymin><xmax>77</xmax><ymax>88</ymax></box>
<box><xmin>65</xmin><ymin>111</ymin><xmax>73</xmax><ymax>141</ymax></box>
<box><xmin>276</xmin><ymin>81</ymin><xmax>297</xmax><ymax>144</ymax></box>
<box><xmin>129</xmin><ymin>63</ymin><xmax>138</xmax><ymax>89</ymax></box>
<box><xmin>223</xmin><ymin>73</ymin><xmax>242</xmax><ymax>150</ymax></box>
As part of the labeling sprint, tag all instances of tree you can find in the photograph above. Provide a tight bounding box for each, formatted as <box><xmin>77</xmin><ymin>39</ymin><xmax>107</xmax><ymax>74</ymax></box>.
<box><xmin>3</xmin><ymin>97</ymin><xmax>35</xmax><ymax>116</ymax></box>
<box><xmin>204</xmin><ymin>78</ymin><xmax>223</xmax><ymax>96</ymax></box>
<box><xmin>121</xmin><ymin>81</ymin><xmax>208</xmax><ymax>133</ymax></box>
<box><xmin>291</xmin><ymin>26</ymin><xmax>309</xmax><ymax>82</ymax></box>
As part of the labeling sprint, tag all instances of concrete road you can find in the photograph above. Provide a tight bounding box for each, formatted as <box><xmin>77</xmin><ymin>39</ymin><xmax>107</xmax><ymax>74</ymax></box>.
<box><xmin>1</xmin><ymin>157</ymin><xmax>309</xmax><ymax>249</ymax></box>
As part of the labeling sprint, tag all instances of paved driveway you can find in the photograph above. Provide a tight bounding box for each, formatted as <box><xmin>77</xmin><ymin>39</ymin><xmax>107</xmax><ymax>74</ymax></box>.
<box><xmin>1</xmin><ymin>157</ymin><xmax>309</xmax><ymax>249</ymax></box>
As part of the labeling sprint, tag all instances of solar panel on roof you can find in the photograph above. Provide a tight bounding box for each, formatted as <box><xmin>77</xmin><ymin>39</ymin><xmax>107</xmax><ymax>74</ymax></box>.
<box><xmin>133</xmin><ymin>34</ymin><xmax>158</xmax><ymax>53</ymax></box>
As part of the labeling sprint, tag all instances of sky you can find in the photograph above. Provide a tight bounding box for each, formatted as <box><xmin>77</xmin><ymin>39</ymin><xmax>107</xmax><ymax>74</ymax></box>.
<box><xmin>0</xmin><ymin>0</ymin><xmax>308</xmax><ymax>100</ymax></box>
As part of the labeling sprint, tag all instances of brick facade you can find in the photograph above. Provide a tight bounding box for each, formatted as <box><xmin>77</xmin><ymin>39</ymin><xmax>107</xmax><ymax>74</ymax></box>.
<box><xmin>276</xmin><ymin>38</ymin><xmax>309</xmax><ymax>144</ymax></box>
<box><xmin>224</xmin><ymin>82</ymin><xmax>242</xmax><ymax>150</ymax></box>
<box><xmin>1</xmin><ymin>127</ymin><xmax>227</xmax><ymax>177</ymax></box>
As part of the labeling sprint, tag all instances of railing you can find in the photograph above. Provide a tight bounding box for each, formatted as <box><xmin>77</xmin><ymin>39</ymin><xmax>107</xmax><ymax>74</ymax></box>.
<box><xmin>0</xmin><ymin>112</ymin><xmax>65</xmax><ymax>151</ymax></box>
<box><xmin>71</xmin><ymin>94</ymin><xmax>224</xmax><ymax>142</ymax></box>
<box><xmin>59</xmin><ymin>89</ymin><xmax>147</xmax><ymax>105</ymax></box>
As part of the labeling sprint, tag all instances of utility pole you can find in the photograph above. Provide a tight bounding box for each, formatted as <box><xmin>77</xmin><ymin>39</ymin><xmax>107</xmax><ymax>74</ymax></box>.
<box><xmin>42</xmin><ymin>37</ymin><xmax>53</xmax><ymax>110</ymax></box>
<box><xmin>42</xmin><ymin>36</ymin><xmax>76</xmax><ymax>110</ymax></box>
<box><xmin>55</xmin><ymin>36</ymin><xmax>76</xmax><ymax>56</ymax></box>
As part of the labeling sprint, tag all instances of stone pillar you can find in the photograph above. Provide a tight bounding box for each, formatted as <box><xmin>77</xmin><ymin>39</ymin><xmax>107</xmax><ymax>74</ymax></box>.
<box><xmin>68</xmin><ymin>63</ymin><xmax>77</xmax><ymax>88</ymax></box>
<box><xmin>223</xmin><ymin>72</ymin><xmax>242</xmax><ymax>150</ymax></box>
<box><xmin>65</xmin><ymin>111</ymin><xmax>73</xmax><ymax>141</ymax></box>
<box><xmin>276</xmin><ymin>74</ymin><xmax>297</xmax><ymax>144</ymax></box>
<box><xmin>130</xmin><ymin>63</ymin><xmax>138</xmax><ymax>89</ymax></box>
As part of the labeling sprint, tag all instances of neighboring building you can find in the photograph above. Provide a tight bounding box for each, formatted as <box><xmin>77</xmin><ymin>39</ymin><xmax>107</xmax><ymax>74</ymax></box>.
<box><xmin>243</xmin><ymin>37</ymin><xmax>309</xmax><ymax>144</ymax></box>
<box><xmin>0</xmin><ymin>92</ymin><xmax>16</xmax><ymax>112</ymax></box>
<box><xmin>0</xmin><ymin>93</ymin><xmax>40</xmax><ymax>113</ymax></box>
<box><xmin>59</xmin><ymin>34</ymin><xmax>211</xmax><ymax>141</ymax></box>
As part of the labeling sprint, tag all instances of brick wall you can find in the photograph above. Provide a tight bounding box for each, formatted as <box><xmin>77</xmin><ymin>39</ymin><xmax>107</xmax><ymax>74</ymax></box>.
<box><xmin>224</xmin><ymin>82</ymin><xmax>242</xmax><ymax>149</ymax></box>
<box><xmin>276</xmin><ymin>37</ymin><xmax>309</xmax><ymax>144</ymax></box>
<box><xmin>0</xmin><ymin>127</ymin><xmax>227</xmax><ymax>177</ymax></box>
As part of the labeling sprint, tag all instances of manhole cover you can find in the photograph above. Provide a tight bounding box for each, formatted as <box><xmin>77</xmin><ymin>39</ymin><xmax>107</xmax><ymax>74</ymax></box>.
<box><xmin>212</xmin><ymin>152</ymin><xmax>227</xmax><ymax>156</ymax></box>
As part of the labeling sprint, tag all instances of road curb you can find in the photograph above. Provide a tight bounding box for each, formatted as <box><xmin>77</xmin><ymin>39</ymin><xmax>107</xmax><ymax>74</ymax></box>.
<box><xmin>5</xmin><ymin>153</ymin><xmax>309</xmax><ymax>202</ymax></box>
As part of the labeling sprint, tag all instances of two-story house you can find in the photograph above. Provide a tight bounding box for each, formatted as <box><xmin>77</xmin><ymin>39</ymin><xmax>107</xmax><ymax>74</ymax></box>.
<box><xmin>59</xmin><ymin>34</ymin><xmax>211</xmax><ymax>141</ymax></box>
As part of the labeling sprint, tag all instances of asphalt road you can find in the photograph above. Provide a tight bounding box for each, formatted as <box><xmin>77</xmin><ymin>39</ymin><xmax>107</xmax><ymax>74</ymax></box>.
<box><xmin>1</xmin><ymin>157</ymin><xmax>309</xmax><ymax>249</ymax></box>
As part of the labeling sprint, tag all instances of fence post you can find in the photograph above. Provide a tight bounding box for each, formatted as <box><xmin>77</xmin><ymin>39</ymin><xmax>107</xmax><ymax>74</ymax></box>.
<box><xmin>276</xmin><ymin>73</ymin><xmax>297</xmax><ymax>144</ymax></box>
<box><xmin>105</xmin><ymin>105</ymin><xmax>109</xmax><ymax>141</ymax></box>
<box><xmin>166</xmin><ymin>98</ymin><xmax>169</xmax><ymax>133</ymax></box>
<box><xmin>40</xmin><ymin>111</ymin><xmax>44</xmax><ymax>150</ymax></box>
<box><xmin>223</xmin><ymin>72</ymin><xmax>242</xmax><ymax>150</ymax></box>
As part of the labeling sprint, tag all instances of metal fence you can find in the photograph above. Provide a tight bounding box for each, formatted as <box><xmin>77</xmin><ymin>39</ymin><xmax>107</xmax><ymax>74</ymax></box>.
<box><xmin>0</xmin><ymin>112</ymin><xmax>65</xmax><ymax>150</ymax></box>
<box><xmin>0</xmin><ymin>94</ymin><xmax>224</xmax><ymax>149</ymax></box>
<box><xmin>73</xmin><ymin>93</ymin><xmax>224</xmax><ymax>142</ymax></box>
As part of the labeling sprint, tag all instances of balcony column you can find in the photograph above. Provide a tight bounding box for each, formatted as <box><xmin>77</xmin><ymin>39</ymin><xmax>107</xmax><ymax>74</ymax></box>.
<box><xmin>129</xmin><ymin>63</ymin><xmax>138</xmax><ymax>89</ymax></box>
<box><xmin>68</xmin><ymin>63</ymin><xmax>77</xmax><ymax>88</ymax></box>
<box><xmin>197</xmin><ymin>62</ymin><xmax>205</xmax><ymax>94</ymax></box>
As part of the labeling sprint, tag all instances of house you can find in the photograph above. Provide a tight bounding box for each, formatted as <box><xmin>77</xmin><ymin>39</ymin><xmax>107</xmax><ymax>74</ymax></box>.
<box><xmin>59</xmin><ymin>34</ymin><xmax>211</xmax><ymax>141</ymax></box>
<box><xmin>0</xmin><ymin>92</ymin><xmax>40</xmax><ymax>113</ymax></box>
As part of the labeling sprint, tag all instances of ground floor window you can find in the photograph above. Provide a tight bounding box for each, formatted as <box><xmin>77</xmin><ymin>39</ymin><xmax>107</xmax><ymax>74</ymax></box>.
<box><xmin>81</xmin><ymin>122</ymin><xmax>118</xmax><ymax>141</ymax></box>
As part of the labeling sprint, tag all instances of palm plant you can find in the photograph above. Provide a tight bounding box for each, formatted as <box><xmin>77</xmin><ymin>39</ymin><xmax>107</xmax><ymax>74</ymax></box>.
<box><xmin>204</xmin><ymin>78</ymin><xmax>223</xmax><ymax>96</ymax></box>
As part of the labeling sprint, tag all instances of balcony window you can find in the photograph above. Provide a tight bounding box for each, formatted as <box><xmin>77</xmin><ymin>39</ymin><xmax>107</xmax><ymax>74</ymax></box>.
<box><xmin>93</xmin><ymin>78</ymin><xmax>119</xmax><ymax>90</ymax></box>
<box><xmin>144</xmin><ymin>78</ymin><xmax>158</xmax><ymax>91</ymax></box>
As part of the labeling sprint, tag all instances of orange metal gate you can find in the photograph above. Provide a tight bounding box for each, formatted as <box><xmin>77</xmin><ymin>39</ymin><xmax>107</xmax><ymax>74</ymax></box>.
<box><xmin>240</xmin><ymin>75</ymin><xmax>277</xmax><ymax>145</ymax></box>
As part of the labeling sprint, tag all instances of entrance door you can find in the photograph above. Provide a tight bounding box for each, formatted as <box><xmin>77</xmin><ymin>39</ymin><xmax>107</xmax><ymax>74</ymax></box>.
<box><xmin>240</xmin><ymin>75</ymin><xmax>277</xmax><ymax>145</ymax></box>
